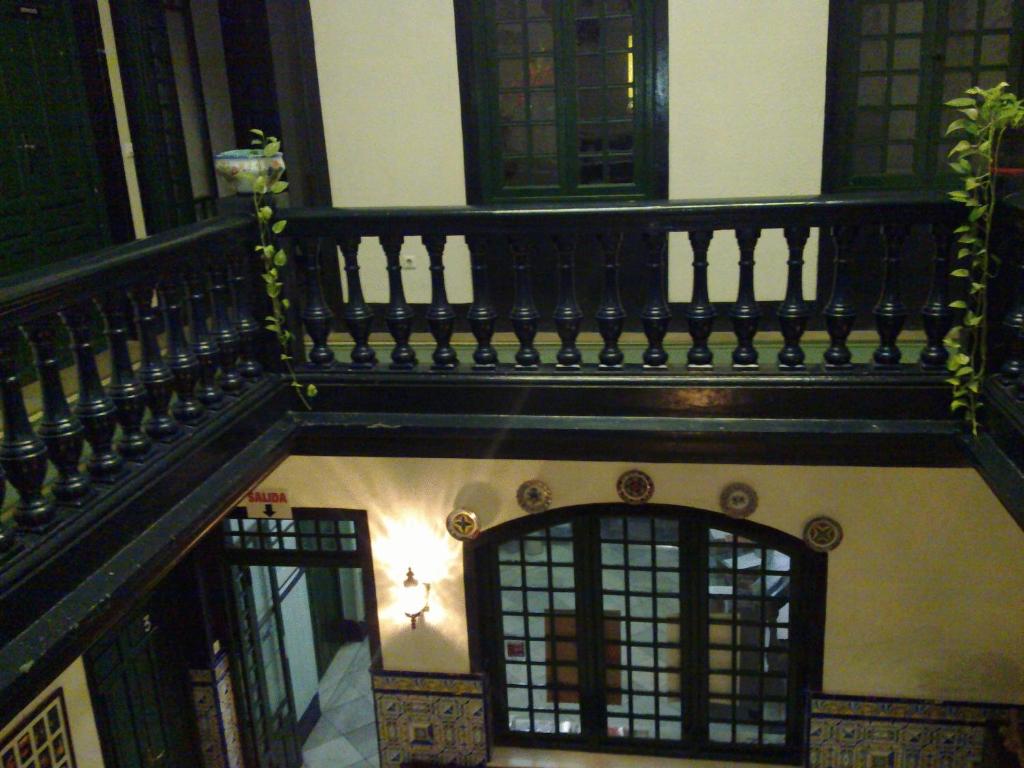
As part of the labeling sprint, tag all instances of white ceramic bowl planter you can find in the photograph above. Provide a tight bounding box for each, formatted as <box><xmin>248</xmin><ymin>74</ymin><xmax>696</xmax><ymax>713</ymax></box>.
<box><xmin>214</xmin><ymin>149</ymin><xmax>286</xmax><ymax>195</ymax></box>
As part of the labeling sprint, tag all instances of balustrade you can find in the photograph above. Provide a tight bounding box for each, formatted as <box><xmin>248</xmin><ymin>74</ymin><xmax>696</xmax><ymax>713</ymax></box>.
<box><xmin>0</xmin><ymin>194</ymin><xmax>993</xmax><ymax>570</ymax></box>
<box><xmin>272</xmin><ymin>193</ymin><xmax>970</xmax><ymax>376</ymax></box>
<box><xmin>0</xmin><ymin>214</ymin><xmax>253</xmax><ymax>559</ymax></box>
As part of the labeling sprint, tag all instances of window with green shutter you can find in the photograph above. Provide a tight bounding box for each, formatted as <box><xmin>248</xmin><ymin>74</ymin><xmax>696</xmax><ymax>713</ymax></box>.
<box><xmin>455</xmin><ymin>0</ymin><xmax>668</xmax><ymax>203</ymax></box>
<box><xmin>824</xmin><ymin>0</ymin><xmax>1023</xmax><ymax>191</ymax></box>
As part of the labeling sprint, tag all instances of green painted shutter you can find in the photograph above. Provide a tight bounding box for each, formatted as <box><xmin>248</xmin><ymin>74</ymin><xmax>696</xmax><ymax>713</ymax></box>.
<box><xmin>830</xmin><ymin>0</ymin><xmax>1023</xmax><ymax>191</ymax></box>
<box><xmin>0</xmin><ymin>0</ymin><xmax>110</xmax><ymax>277</ymax></box>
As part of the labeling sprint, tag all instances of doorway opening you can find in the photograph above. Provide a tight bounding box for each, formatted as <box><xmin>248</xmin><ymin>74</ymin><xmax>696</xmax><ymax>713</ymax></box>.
<box><xmin>222</xmin><ymin>509</ymin><xmax>381</xmax><ymax>768</ymax></box>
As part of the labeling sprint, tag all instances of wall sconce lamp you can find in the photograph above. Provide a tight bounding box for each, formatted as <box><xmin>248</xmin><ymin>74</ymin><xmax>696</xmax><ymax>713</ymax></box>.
<box><xmin>402</xmin><ymin>567</ymin><xmax>430</xmax><ymax>629</ymax></box>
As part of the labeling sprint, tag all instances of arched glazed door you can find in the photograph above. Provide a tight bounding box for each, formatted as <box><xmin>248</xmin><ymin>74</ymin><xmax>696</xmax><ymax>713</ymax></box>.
<box><xmin>465</xmin><ymin>503</ymin><xmax>827</xmax><ymax>764</ymax></box>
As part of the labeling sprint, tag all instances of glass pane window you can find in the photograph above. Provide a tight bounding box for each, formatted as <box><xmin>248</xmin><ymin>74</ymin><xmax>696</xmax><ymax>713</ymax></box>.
<box><xmin>463</xmin><ymin>0</ymin><xmax>658</xmax><ymax>201</ymax></box>
<box><xmin>707</xmin><ymin>529</ymin><xmax>793</xmax><ymax>747</ymax></box>
<box><xmin>496</xmin><ymin>521</ymin><xmax>581</xmax><ymax>735</ymax></box>
<box><xmin>831</xmin><ymin>0</ymin><xmax>1022</xmax><ymax>190</ymax></box>
<box><xmin>600</xmin><ymin>516</ymin><xmax>683</xmax><ymax>741</ymax></box>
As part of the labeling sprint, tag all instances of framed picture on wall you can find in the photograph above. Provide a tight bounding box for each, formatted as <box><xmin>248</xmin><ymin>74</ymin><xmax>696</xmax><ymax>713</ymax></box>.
<box><xmin>0</xmin><ymin>691</ymin><xmax>76</xmax><ymax>768</ymax></box>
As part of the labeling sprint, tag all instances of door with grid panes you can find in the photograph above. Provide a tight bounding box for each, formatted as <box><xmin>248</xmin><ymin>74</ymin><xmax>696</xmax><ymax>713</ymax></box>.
<box><xmin>458</xmin><ymin>0</ymin><xmax>666</xmax><ymax>202</ymax></box>
<box><xmin>467</xmin><ymin>504</ymin><xmax>826</xmax><ymax>762</ymax></box>
<box><xmin>828</xmin><ymin>0</ymin><xmax>1022</xmax><ymax>190</ymax></box>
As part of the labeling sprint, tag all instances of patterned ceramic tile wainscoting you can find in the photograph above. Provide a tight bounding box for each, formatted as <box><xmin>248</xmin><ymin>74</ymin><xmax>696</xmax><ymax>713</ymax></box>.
<box><xmin>372</xmin><ymin>671</ymin><xmax>488</xmax><ymax>767</ymax></box>
<box><xmin>189</xmin><ymin>652</ymin><xmax>244</xmax><ymax>768</ymax></box>
<box><xmin>808</xmin><ymin>692</ymin><xmax>1020</xmax><ymax>768</ymax></box>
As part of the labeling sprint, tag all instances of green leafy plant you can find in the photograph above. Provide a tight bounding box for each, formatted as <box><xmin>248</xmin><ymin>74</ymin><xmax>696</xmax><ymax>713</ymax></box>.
<box><xmin>943</xmin><ymin>83</ymin><xmax>1024</xmax><ymax>435</ymax></box>
<box><xmin>247</xmin><ymin>129</ymin><xmax>316</xmax><ymax>408</ymax></box>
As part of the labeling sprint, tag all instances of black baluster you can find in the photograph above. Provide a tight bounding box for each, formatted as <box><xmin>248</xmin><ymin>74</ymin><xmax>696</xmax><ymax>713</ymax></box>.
<box><xmin>25</xmin><ymin>317</ymin><xmax>89</xmax><ymax>503</ymax></box>
<box><xmin>101</xmin><ymin>292</ymin><xmax>151</xmax><ymax>458</ymax></box>
<box><xmin>186</xmin><ymin>268</ymin><xmax>224</xmax><ymax>407</ymax></box>
<box><xmin>0</xmin><ymin>467</ymin><xmax>13</xmax><ymax>555</ymax></box>
<box><xmin>920</xmin><ymin>222</ymin><xmax>955</xmax><ymax>371</ymax></box>
<box><xmin>730</xmin><ymin>227</ymin><xmax>762</xmax><ymax>368</ymax></box>
<box><xmin>553</xmin><ymin>235</ymin><xmax>582</xmax><ymax>368</ymax></box>
<box><xmin>61</xmin><ymin>303</ymin><xmax>123</xmax><ymax>481</ymax></box>
<box><xmin>424</xmin><ymin>234</ymin><xmax>457</xmax><ymax>370</ymax></box>
<box><xmin>466</xmin><ymin>235</ymin><xmax>498</xmax><ymax>369</ymax></box>
<box><xmin>0</xmin><ymin>326</ymin><xmax>54</xmax><ymax>528</ymax></box>
<box><xmin>1000</xmin><ymin>217</ymin><xmax>1024</xmax><ymax>381</ymax></box>
<box><xmin>209</xmin><ymin>263</ymin><xmax>244</xmax><ymax>391</ymax></box>
<box><xmin>641</xmin><ymin>233</ymin><xmax>670</xmax><ymax>368</ymax></box>
<box><xmin>130</xmin><ymin>285</ymin><xmax>178</xmax><ymax>439</ymax></box>
<box><xmin>778</xmin><ymin>226</ymin><xmax>811</xmax><ymax>369</ymax></box>
<box><xmin>686</xmin><ymin>229</ymin><xmax>715</xmax><ymax>368</ymax></box>
<box><xmin>299</xmin><ymin>240</ymin><xmax>335</xmax><ymax>368</ymax></box>
<box><xmin>339</xmin><ymin>235</ymin><xmax>376</xmax><ymax>369</ymax></box>
<box><xmin>160</xmin><ymin>279</ymin><xmax>205</xmax><ymax>423</ymax></box>
<box><xmin>596</xmin><ymin>233</ymin><xmax>626</xmax><ymax>369</ymax></box>
<box><xmin>823</xmin><ymin>225</ymin><xmax>859</xmax><ymax>368</ymax></box>
<box><xmin>509</xmin><ymin>237</ymin><xmax>540</xmax><ymax>369</ymax></box>
<box><xmin>381</xmin><ymin>234</ymin><xmax>417</xmax><ymax>370</ymax></box>
<box><xmin>229</xmin><ymin>250</ymin><xmax>263</xmax><ymax>381</ymax></box>
<box><xmin>873</xmin><ymin>224</ymin><xmax>909</xmax><ymax>367</ymax></box>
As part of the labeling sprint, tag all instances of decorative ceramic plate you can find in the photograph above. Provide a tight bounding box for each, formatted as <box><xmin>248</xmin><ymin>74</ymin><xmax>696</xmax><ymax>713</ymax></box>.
<box><xmin>720</xmin><ymin>482</ymin><xmax>758</xmax><ymax>518</ymax></box>
<box><xmin>516</xmin><ymin>480</ymin><xmax>552</xmax><ymax>514</ymax></box>
<box><xmin>616</xmin><ymin>469</ymin><xmax>654</xmax><ymax>505</ymax></box>
<box><xmin>803</xmin><ymin>516</ymin><xmax>843</xmax><ymax>552</ymax></box>
<box><xmin>446</xmin><ymin>508</ymin><xmax>480</xmax><ymax>541</ymax></box>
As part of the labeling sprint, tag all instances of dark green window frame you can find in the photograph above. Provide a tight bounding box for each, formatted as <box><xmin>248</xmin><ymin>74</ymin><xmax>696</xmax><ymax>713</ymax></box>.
<box><xmin>464</xmin><ymin>503</ymin><xmax>827</xmax><ymax>764</ymax></box>
<box><xmin>823</xmin><ymin>0</ymin><xmax>1024</xmax><ymax>192</ymax></box>
<box><xmin>454</xmin><ymin>0</ymin><xmax>668</xmax><ymax>204</ymax></box>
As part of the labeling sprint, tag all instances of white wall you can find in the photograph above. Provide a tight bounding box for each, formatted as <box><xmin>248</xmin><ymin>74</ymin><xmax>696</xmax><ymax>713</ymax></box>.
<box><xmin>309</xmin><ymin>0</ymin><xmax>472</xmax><ymax>304</ymax></box>
<box><xmin>259</xmin><ymin>456</ymin><xmax>1024</xmax><ymax>710</ymax></box>
<box><xmin>308</xmin><ymin>1</ymin><xmax>830</xmax><ymax>307</ymax></box>
<box><xmin>666</xmin><ymin>0</ymin><xmax>829</xmax><ymax>302</ymax></box>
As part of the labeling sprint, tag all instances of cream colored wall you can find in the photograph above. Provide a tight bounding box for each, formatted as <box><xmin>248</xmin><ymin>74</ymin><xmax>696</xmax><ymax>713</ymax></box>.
<box><xmin>308</xmin><ymin>1</ymin><xmax>830</xmax><ymax>308</ymax></box>
<box><xmin>666</xmin><ymin>0</ymin><xmax>829</xmax><ymax>302</ymax></box>
<box><xmin>96</xmin><ymin>0</ymin><xmax>147</xmax><ymax>239</ymax></box>
<box><xmin>309</xmin><ymin>0</ymin><xmax>472</xmax><ymax>304</ymax></box>
<box><xmin>261</xmin><ymin>456</ymin><xmax>1024</xmax><ymax>708</ymax></box>
<box><xmin>0</xmin><ymin>658</ymin><xmax>105</xmax><ymax>768</ymax></box>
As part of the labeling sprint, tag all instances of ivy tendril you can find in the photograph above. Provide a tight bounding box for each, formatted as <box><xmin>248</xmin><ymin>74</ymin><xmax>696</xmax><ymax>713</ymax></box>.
<box><xmin>943</xmin><ymin>83</ymin><xmax>1024</xmax><ymax>435</ymax></box>
<box><xmin>244</xmin><ymin>128</ymin><xmax>317</xmax><ymax>409</ymax></box>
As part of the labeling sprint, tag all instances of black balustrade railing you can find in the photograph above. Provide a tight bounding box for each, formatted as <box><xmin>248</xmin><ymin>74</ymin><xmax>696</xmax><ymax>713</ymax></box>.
<box><xmin>0</xmin><ymin>215</ymin><xmax>256</xmax><ymax>566</ymax></box>
<box><xmin>281</xmin><ymin>192</ymin><xmax>963</xmax><ymax>374</ymax></box>
<box><xmin>8</xmin><ymin>191</ymin><xmax>1024</xmax><ymax>579</ymax></box>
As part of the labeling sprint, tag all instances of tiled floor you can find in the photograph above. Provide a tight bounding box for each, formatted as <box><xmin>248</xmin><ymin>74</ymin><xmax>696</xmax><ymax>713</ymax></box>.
<box><xmin>303</xmin><ymin>639</ymin><xmax>379</xmax><ymax>768</ymax></box>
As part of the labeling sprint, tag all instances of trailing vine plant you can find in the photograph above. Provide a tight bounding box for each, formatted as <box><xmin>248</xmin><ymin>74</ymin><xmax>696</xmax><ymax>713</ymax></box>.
<box><xmin>247</xmin><ymin>129</ymin><xmax>316</xmax><ymax>408</ymax></box>
<box><xmin>943</xmin><ymin>83</ymin><xmax>1024</xmax><ymax>435</ymax></box>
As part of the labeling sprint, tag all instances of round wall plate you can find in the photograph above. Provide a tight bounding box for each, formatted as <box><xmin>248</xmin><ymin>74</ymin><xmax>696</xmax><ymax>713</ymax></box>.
<box><xmin>803</xmin><ymin>516</ymin><xmax>843</xmax><ymax>552</ymax></box>
<box><xmin>616</xmin><ymin>469</ymin><xmax>654</xmax><ymax>505</ymax></box>
<box><xmin>720</xmin><ymin>482</ymin><xmax>758</xmax><ymax>518</ymax></box>
<box><xmin>516</xmin><ymin>479</ymin><xmax>552</xmax><ymax>514</ymax></box>
<box><xmin>446</xmin><ymin>508</ymin><xmax>480</xmax><ymax>541</ymax></box>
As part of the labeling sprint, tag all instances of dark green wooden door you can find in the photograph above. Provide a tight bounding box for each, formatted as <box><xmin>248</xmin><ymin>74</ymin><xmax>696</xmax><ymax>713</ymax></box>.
<box><xmin>109</xmin><ymin>0</ymin><xmax>195</xmax><ymax>234</ymax></box>
<box><xmin>306</xmin><ymin>567</ymin><xmax>346</xmax><ymax>679</ymax></box>
<box><xmin>86</xmin><ymin>599</ymin><xmax>198</xmax><ymax>768</ymax></box>
<box><xmin>0</xmin><ymin>0</ymin><xmax>110</xmax><ymax>277</ymax></box>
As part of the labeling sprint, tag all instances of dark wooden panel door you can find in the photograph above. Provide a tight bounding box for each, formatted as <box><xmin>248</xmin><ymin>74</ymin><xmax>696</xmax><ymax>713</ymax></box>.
<box><xmin>0</xmin><ymin>0</ymin><xmax>110</xmax><ymax>277</ymax></box>
<box><xmin>86</xmin><ymin>599</ymin><xmax>198</xmax><ymax>768</ymax></box>
<box><xmin>109</xmin><ymin>0</ymin><xmax>195</xmax><ymax>234</ymax></box>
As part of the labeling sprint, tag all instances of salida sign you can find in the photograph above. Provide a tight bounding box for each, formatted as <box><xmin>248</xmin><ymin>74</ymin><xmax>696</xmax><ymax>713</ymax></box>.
<box><xmin>243</xmin><ymin>487</ymin><xmax>293</xmax><ymax>519</ymax></box>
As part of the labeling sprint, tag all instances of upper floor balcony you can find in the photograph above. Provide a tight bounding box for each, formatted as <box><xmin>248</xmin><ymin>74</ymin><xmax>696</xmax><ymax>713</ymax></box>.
<box><xmin>1</xmin><ymin>190</ymin><xmax>1023</xmax><ymax>728</ymax></box>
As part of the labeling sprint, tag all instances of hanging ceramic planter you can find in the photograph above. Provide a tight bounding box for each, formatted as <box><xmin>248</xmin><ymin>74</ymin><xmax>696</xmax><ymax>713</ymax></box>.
<box><xmin>214</xmin><ymin>149</ymin><xmax>285</xmax><ymax>195</ymax></box>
